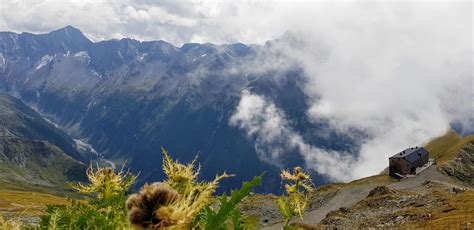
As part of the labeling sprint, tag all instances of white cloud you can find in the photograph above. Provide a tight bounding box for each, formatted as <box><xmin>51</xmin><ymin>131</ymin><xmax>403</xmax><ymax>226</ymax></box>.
<box><xmin>0</xmin><ymin>0</ymin><xmax>286</xmax><ymax>45</ymax></box>
<box><xmin>295</xmin><ymin>2</ymin><xmax>472</xmax><ymax>179</ymax></box>
<box><xmin>230</xmin><ymin>90</ymin><xmax>355</xmax><ymax>181</ymax></box>
<box><xmin>229</xmin><ymin>2</ymin><xmax>472</xmax><ymax>181</ymax></box>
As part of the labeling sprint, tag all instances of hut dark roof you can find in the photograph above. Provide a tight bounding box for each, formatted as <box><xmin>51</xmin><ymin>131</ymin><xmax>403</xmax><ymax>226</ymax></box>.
<box><xmin>389</xmin><ymin>147</ymin><xmax>429</xmax><ymax>163</ymax></box>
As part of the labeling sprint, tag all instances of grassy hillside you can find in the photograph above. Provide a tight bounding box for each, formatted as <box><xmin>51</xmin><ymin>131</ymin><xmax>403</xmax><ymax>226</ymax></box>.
<box><xmin>0</xmin><ymin>94</ymin><xmax>88</xmax><ymax>188</ymax></box>
<box><xmin>0</xmin><ymin>137</ymin><xmax>87</xmax><ymax>188</ymax></box>
<box><xmin>0</xmin><ymin>94</ymin><xmax>89</xmax><ymax>226</ymax></box>
<box><xmin>424</xmin><ymin>129</ymin><xmax>474</xmax><ymax>164</ymax></box>
<box><xmin>0</xmin><ymin>189</ymin><xmax>71</xmax><ymax>227</ymax></box>
<box><xmin>0</xmin><ymin>138</ymin><xmax>85</xmax><ymax>227</ymax></box>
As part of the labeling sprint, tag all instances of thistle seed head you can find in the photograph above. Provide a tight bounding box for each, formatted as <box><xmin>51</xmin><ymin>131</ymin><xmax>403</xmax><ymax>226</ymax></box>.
<box><xmin>293</xmin><ymin>167</ymin><xmax>302</xmax><ymax>175</ymax></box>
<box><xmin>126</xmin><ymin>182</ymin><xmax>180</xmax><ymax>228</ymax></box>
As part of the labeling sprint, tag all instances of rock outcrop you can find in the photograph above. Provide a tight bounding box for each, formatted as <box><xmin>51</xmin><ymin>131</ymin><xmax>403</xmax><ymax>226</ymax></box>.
<box><xmin>366</xmin><ymin>185</ymin><xmax>393</xmax><ymax>198</ymax></box>
<box><xmin>440</xmin><ymin>141</ymin><xmax>474</xmax><ymax>185</ymax></box>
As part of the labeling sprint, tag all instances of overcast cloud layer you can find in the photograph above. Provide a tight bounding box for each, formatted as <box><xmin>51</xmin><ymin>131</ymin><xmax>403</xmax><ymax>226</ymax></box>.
<box><xmin>1</xmin><ymin>1</ymin><xmax>472</xmax><ymax>181</ymax></box>
<box><xmin>0</xmin><ymin>0</ymin><xmax>291</xmax><ymax>45</ymax></box>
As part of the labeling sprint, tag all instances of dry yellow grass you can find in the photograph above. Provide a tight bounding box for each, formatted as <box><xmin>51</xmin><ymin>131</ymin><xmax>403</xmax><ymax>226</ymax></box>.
<box><xmin>0</xmin><ymin>189</ymin><xmax>70</xmax><ymax>222</ymax></box>
<box><xmin>0</xmin><ymin>214</ymin><xmax>21</xmax><ymax>230</ymax></box>
<box><xmin>402</xmin><ymin>191</ymin><xmax>474</xmax><ymax>230</ymax></box>
<box><xmin>424</xmin><ymin>130</ymin><xmax>474</xmax><ymax>164</ymax></box>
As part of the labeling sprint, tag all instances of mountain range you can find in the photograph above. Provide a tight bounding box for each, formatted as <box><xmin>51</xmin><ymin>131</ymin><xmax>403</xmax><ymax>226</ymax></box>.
<box><xmin>0</xmin><ymin>26</ymin><xmax>359</xmax><ymax>193</ymax></box>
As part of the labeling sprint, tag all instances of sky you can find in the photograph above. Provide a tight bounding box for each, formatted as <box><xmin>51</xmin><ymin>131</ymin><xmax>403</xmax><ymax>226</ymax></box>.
<box><xmin>1</xmin><ymin>0</ymin><xmax>472</xmax><ymax>181</ymax></box>
<box><xmin>0</xmin><ymin>0</ymin><xmax>292</xmax><ymax>45</ymax></box>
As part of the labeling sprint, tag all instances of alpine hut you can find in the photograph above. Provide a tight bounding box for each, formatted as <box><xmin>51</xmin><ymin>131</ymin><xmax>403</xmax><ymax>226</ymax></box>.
<box><xmin>389</xmin><ymin>147</ymin><xmax>429</xmax><ymax>177</ymax></box>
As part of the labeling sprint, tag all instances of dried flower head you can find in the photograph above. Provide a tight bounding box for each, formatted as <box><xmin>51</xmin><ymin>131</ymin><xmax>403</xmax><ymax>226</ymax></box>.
<box><xmin>294</xmin><ymin>166</ymin><xmax>302</xmax><ymax>175</ymax></box>
<box><xmin>126</xmin><ymin>183</ymin><xmax>180</xmax><ymax>228</ymax></box>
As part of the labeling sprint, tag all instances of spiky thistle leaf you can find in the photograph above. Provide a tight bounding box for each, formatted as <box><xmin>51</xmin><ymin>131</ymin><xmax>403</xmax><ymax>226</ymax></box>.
<box><xmin>204</xmin><ymin>175</ymin><xmax>262</xmax><ymax>229</ymax></box>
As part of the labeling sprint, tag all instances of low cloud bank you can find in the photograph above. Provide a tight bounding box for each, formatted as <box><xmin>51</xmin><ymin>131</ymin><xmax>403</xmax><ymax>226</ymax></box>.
<box><xmin>230</xmin><ymin>90</ymin><xmax>355</xmax><ymax>181</ymax></box>
<box><xmin>231</xmin><ymin>2</ymin><xmax>472</xmax><ymax>181</ymax></box>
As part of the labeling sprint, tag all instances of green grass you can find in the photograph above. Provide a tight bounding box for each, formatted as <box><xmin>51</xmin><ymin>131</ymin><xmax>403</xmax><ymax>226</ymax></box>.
<box><xmin>424</xmin><ymin>130</ymin><xmax>474</xmax><ymax>164</ymax></box>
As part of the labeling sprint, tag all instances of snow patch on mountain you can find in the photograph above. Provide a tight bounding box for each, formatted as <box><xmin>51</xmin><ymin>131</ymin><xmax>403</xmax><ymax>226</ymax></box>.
<box><xmin>0</xmin><ymin>53</ymin><xmax>5</xmax><ymax>71</ymax></box>
<box><xmin>90</xmin><ymin>69</ymin><xmax>101</xmax><ymax>78</ymax></box>
<box><xmin>74</xmin><ymin>138</ymin><xmax>99</xmax><ymax>156</ymax></box>
<box><xmin>74</xmin><ymin>138</ymin><xmax>116</xmax><ymax>169</ymax></box>
<box><xmin>43</xmin><ymin>117</ymin><xmax>59</xmax><ymax>128</ymax></box>
<box><xmin>138</xmin><ymin>53</ymin><xmax>148</xmax><ymax>61</ymax></box>
<box><xmin>74</xmin><ymin>51</ymin><xmax>89</xmax><ymax>59</ymax></box>
<box><xmin>35</xmin><ymin>55</ymin><xmax>53</xmax><ymax>70</ymax></box>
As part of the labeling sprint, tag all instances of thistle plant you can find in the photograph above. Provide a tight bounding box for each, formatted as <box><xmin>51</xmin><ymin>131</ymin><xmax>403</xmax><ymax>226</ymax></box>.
<box><xmin>126</xmin><ymin>182</ymin><xmax>181</xmax><ymax>228</ymax></box>
<box><xmin>127</xmin><ymin>148</ymin><xmax>232</xmax><ymax>229</ymax></box>
<box><xmin>39</xmin><ymin>149</ymin><xmax>262</xmax><ymax>229</ymax></box>
<box><xmin>126</xmin><ymin>148</ymin><xmax>262</xmax><ymax>229</ymax></box>
<box><xmin>0</xmin><ymin>214</ymin><xmax>21</xmax><ymax>230</ymax></box>
<box><xmin>277</xmin><ymin>167</ymin><xmax>314</xmax><ymax>228</ymax></box>
<box><xmin>40</xmin><ymin>164</ymin><xmax>137</xmax><ymax>229</ymax></box>
<box><xmin>73</xmin><ymin>165</ymin><xmax>136</xmax><ymax>204</ymax></box>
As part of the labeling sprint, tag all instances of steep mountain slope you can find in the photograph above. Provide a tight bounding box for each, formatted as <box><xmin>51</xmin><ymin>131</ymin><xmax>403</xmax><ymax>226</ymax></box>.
<box><xmin>424</xmin><ymin>130</ymin><xmax>473</xmax><ymax>163</ymax></box>
<box><xmin>0</xmin><ymin>94</ymin><xmax>85</xmax><ymax>226</ymax></box>
<box><xmin>0</xmin><ymin>27</ymin><xmax>357</xmax><ymax>192</ymax></box>
<box><xmin>440</xmin><ymin>143</ymin><xmax>474</xmax><ymax>185</ymax></box>
<box><xmin>0</xmin><ymin>93</ymin><xmax>89</xmax><ymax>161</ymax></box>
<box><xmin>0</xmin><ymin>94</ymin><xmax>86</xmax><ymax>188</ymax></box>
<box><xmin>427</xmin><ymin>131</ymin><xmax>474</xmax><ymax>186</ymax></box>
